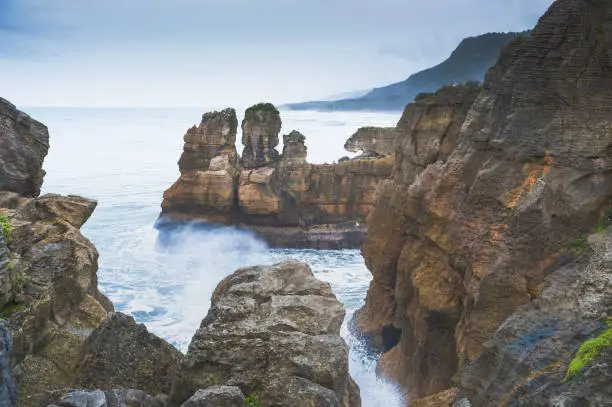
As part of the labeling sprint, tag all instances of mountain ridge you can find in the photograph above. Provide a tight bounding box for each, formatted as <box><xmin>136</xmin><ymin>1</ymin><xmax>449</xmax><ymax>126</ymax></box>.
<box><xmin>282</xmin><ymin>31</ymin><xmax>530</xmax><ymax>112</ymax></box>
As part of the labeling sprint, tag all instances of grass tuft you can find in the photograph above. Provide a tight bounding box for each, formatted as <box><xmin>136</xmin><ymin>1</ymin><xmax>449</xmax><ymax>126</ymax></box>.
<box><xmin>564</xmin><ymin>318</ymin><xmax>612</xmax><ymax>381</ymax></box>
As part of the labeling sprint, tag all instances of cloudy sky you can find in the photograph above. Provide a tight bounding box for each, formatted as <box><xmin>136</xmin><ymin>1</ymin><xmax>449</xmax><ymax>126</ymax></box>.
<box><xmin>0</xmin><ymin>0</ymin><xmax>552</xmax><ymax>107</ymax></box>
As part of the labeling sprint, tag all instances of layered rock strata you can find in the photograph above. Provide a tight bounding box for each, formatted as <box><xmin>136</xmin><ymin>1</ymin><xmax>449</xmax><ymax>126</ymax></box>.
<box><xmin>161</xmin><ymin>105</ymin><xmax>394</xmax><ymax>249</ymax></box>
<box><xmin>169</xmin><ymin>260</ymin><xmax>360</xmax><ymax>407</ymax></box>
<box><xmin>357</xmin><ymin>0</ymin><xmax>612</xmax><ymax>405</ymax></box>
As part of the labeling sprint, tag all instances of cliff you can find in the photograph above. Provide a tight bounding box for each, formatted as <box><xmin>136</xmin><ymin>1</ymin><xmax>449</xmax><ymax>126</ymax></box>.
<box><xmin>0</xmin><ymin>100</ymin><xmax>360</xmax><ymax>407</ymax></box>
<box><xmin>160</xmin><ymin>105</ymin><xmax>394</xmax><ymax>249</ymax></box>
<box><xmin>282</xmin><ymin>32</ymin><xmax>526</xmax><ymax>112</ymax></box>
<box><xmin>356</xmin><ymin>0</ymin><xmax>612</xmax><ymax>405</ymax></box>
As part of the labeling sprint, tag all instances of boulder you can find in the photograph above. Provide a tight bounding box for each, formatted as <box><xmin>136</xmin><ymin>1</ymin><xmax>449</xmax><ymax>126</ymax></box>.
<box><xmin>76</xmin><ymin>312</ymin><xmax>183</xmax><ymax>396</ymax></box>
<box><xmin>180</xmin><ymin>386</ymin><xmax>245</xmax><ymax>407</ymax></box>
<box><xmin>169</xmin><ymin>260</ymin><xmax>360</xmax><ymax>407</ymax></box>
<box><xmin>0</xmin><ymin>98</ymin><xmax>50</xmax><ymax>197</ymax></box>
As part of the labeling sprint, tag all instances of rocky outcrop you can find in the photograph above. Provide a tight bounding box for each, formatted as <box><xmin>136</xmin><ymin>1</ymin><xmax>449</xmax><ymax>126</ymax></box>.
<box><xmin>178</xmin><ymin>109</ymin><xmax>238</xmax><ymax>174</ymax></box>
<box><xmin>160</xmin><ymin>105</ymin><xmax>394</xmax><ymax>249</ymax></box>
<box><xmin>241</xmin><ymin>103</ymin><xmax>282</xmax><ymax>168</ymax></box>
<box><xmin>0</xmin><ymin>98</ymin><xmax>49</xmax><ymax>197</ymax></box>
<box><xmin>357</xmin><ymin>0</ymin><xmax>612</xmax><ymax>404</ymax></box>
<box><xmin>76</xmin><ymin>312</ymin><xmax>183</xmax><ymax>395</ymax></box>
<box><xmin>169</xmin><ymin>260</ymin><xmax>360</xmax><ymax>407</ymax></box>
<box><xmin>344</xmin><ymin>127</ymin><xmax>397</xmax><ymax>157</ymax></box>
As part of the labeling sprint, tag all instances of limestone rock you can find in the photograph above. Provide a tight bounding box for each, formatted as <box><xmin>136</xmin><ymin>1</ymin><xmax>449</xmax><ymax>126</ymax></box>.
<box><xmin>76</xmin><ymin>312</ymin><xmax>183</xmax><ymax>396</ymax></box>
<box><xmin>0</xmin><ymin>98</ymin><xmax>49</xmax><ymax>197</ymax></box>
<box><xmin>358</xmin><ymin>0</ymin><xmax>612</xmax><ymax>402</ymax></box>
<box><xmin>160</xmin><ymin>113</ymin><xmax>393</xmax><ymax>248</ymax></box>
<box><xmin>344</xmin><ymin>127</ymin><xmax>397</xmax><ymax>156</ymax></box>
<box><xmin>281</xmin><ymin>131</ymin><xmax>307</xmax><ymax>165</ymax></box>
<box><xmin>162</xmin><ymin>170</ymin><xmax>237</xmax><ymax>217</ymax></box>
<box><xmin>456</xmin><ymin>227</ymin><xmax>612</xmax><ymax>406</ymax></box>
<box><xmin>178</xmin><ymin>109</ymin><xmax>238</xmax><ymax>174</ymax></box>
<box><xmin>169</xmin><ymin>260</ymin><xmax>360</xmax><ymax>407</ymax></box>
<box><xmin>241</xmin><ymin>103</ymin><xmax>281</xmax><ymax>168</ymax></box>
<box><xmin>180</xmin><ymin>386</ymin><xmax>245</xmax><ymax>407</ymax></box>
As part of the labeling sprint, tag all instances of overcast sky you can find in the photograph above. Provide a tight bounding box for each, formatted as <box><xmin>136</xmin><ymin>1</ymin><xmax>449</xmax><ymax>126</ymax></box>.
<box><xmin>0</xmin><ymin>0</ymin><xmax>552</xmax><ymax>107</ymax></box>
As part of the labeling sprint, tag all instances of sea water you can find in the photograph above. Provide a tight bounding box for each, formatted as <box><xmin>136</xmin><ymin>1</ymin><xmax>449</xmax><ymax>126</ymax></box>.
<box><xmin>27</xmin><ymin>106</ymin><xmax>404</xmax><ymax>406</ymax></box>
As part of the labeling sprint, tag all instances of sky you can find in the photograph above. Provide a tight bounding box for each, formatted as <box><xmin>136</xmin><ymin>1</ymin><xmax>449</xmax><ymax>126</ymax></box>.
<box><xmin>0</xmin><ymin>0</ymin><xmax>553</xmax><ymax>108</ymax></box>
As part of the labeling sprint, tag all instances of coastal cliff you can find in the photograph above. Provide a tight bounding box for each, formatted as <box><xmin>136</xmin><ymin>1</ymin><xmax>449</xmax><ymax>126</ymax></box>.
<box><xmin>357</xmin><ymin>0</ymin><xmax>612</xmax><ymax>405</ymax></box>
<box><xmin>160</xmin><ymin>104</ymin><xmax>394</xmax><ymax>249</ymax></box>
<box><xmin>0</xmin><ymin>98</ymin><xmax>360</xmax><ymax>407</ymax></box>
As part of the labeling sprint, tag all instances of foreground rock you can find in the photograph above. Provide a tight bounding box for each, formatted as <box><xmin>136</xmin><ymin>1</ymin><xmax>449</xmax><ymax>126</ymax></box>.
<box><xmin>76</xmin><ymin>312</ymin><xmax>183</xmax><ymax>395</ymax></box>
<box><xmin>169</xmin><ymin>260</ymin><xmax>361</xmax><ymax>407</ymax></box>
<box><xmin>161</xmin><ymin>104</ymin><xmax>393</xmax><ymax>249</ymax></box>
<box><xmin>0</xmin><ymin>98</ymin><xmax>49</xmax><ymax>197</ymax></box>
<box><xmin>0</xmin><ymin>100</ymin><xmax>182</xmax><ymax>406</ymax></box>
<box><xmin>357</xmin><ymin>0</ymin><xmax>612</xmax><ymax>404</ymax></box>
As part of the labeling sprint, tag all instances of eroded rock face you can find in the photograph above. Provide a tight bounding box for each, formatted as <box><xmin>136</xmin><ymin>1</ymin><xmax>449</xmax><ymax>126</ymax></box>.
<box><xmin>0</xmin><ymin>194</ymin><xmax>113</xmax><ymax>407</ymax></box>
<box><xmin>344</xmin><ymin>127</ymin><xmax>397</xmax><ymax>157</ymax></box>
<box><xmin>76</xmin><ymin>312</ymin><xmax>182</xmax><ymax>396</ymax></box>
<box><xmin>169</xmin><ymin>260</ymin><xmax>360</xmax><ymax>407</ymax></box>
<box><xmin>358</xmin><ymin>0</ymin><xmax>612</xmax><ymax>403</ymax></box>
<box><xmin>161</xmin><ymin>105</ymin><xmax>394</xmax><ymax>249</ymax></box>
<box><xmin>241</xmin><ymin>103</ymin><xmax>281</xmax><ymax>168</ymax></box>
<box><xmin>0</xmin><ymin>98</ymin><xmax>49</xmax><ymax>197</ymax></box>
<box><xmin>178</xmin><ymin>109</ymin><xmax>238</xmax><ymax>174</ymax></box>
<box><xmin>0</xmin><ymin>99</ymin><xmax>185</xmax><ymax>406</ymax></box>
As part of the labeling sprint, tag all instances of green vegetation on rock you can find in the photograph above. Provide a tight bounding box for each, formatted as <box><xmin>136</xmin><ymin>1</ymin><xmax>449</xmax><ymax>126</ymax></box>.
<box><xmin>0</xmin><ymin>302</ymin><xmax>26</xmax><ymax>319</ymax></box>
<box><xmin>244</xmin><ymin>395</ymin><xmax>260</xmax><ymax>407</ymax></box>
<box><xmin>564</xmin><ymin>318</ymin><xmax>612</xmax><ymax>381</ymax></box>
<box><xmin>245</xmin><ymin>103</ymin><xmax>279</xmax><ymax>116</ymax></box>
<box><xmin>0</xmin><ymin>214</ymin><xmax>12</xmax><ymax>243</ymax></box>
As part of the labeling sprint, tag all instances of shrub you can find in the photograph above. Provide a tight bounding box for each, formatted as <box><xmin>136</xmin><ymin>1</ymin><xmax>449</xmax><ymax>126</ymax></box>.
<box><xmin>244</xmin><ymin>395</ymin><xmax>260</xmax><ymax>407</ymax></box>
<box><xmin>0</xmin><ymin>214</ymin><xmax>12</xmax><ymax>243</ymax></box>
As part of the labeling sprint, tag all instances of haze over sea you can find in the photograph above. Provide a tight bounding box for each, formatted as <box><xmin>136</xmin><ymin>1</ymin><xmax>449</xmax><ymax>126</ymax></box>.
<box><xmin>26</xmin><ymin>106</ymin><xmax>403</xmax><ymax>407</ymax></box>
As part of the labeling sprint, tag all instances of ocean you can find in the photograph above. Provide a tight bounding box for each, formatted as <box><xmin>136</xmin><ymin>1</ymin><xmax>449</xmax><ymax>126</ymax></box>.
<box><xmin>25</xmin><ymin>106</ymin><xmax>404</xmax><ymax>406</ymax></box>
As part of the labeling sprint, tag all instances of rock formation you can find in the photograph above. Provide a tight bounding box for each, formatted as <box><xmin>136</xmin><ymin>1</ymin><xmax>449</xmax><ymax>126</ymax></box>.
<box><xmin>357</xmin><ymin>0</ymin><xmax>612</xmax><ymax>405</ymax></box>
<box><xmin>344</xmin><ymin>127</ymin><xmax>397</xmax><ymax>157</ymax></box>
<box><xmin>169</xmin><ymin>260</ymin><xmax>360</xmax><ymax>407</ymax></box>
<box><xmin>0</xmin><ymin>98</ymin><xmax>49</xmax><ymax>197</ymax></box>
<box><xmin>178</xmin><ymin>109</ymin><xmax>238</xmax><ymax>174</ymax></box>
<box><xmin>161</xmin><ymin>104</ymin><xmax>394</xmax><ymax>249</ymax></box>
<box><xmin>241</xmin><ymin>103</ymin><xmax>282</xmax><ymax>168</ymax></box>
